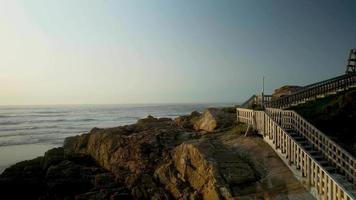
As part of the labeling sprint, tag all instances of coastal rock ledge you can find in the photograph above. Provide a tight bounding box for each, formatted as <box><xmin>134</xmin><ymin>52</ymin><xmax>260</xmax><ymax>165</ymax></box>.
<box><xmin>0</xmin><ymin>108</ymin><xmax>314</xmax><ymax>200</ymax></box>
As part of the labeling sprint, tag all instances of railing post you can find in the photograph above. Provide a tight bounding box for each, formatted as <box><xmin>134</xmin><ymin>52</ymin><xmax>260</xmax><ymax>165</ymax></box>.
<box><xmin>236</xmin><ymin>109</ymin><xmax>239</xmax><ymax>124</ymax></box>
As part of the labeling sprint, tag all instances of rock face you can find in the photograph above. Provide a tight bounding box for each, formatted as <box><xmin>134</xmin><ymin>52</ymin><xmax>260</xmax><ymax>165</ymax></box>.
<box><xmin>63</xmin><ymin>117</ymin><xmax>187</xmax><ymax>199</ymax></box>
<box><xmin>62</xmin><ymin>115</ymin><xmax>254</xmax><ymax>199</ymax></box>
<box><xmin>64</xmin><ymin>116</ymin><xmax>189</xmax><ymax>175</ymax></box>
<box><xmin>0</xmin><ymin>147</ymin><xmax>129</xmax><ymax>200</ymax></box>
<box><xmin>0</xmin><ymin>112</ymin><xmax>314</xmax><ymax>200</ymax></box>
<box><xmin>193</xmin><ymin>108</ymin><xmax>236</xmax><ymax>132</ymax></box>
<box><xmin>174</xmin><ymin>111</ymin><xmax>201</xmax><ymax>129</ymax></box>
<box><xmin>154</xmin><ymin>141</ymin><xmax>258</xmax><ymax>200</ymax></box>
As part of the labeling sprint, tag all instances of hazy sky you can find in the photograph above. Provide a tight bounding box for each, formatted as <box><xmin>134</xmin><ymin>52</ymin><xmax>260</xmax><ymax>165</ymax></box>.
<box><xmin>1</xmin><ymin>0</ymin><xmax>356</xmax><ymax>105</ymax></box>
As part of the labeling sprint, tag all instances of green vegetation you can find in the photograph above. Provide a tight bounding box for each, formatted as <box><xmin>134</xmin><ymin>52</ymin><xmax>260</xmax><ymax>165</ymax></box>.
<box><xmin>290</xmin><ymin>88</ymin><xmax>356</xmax><ymax>156</ymax></box>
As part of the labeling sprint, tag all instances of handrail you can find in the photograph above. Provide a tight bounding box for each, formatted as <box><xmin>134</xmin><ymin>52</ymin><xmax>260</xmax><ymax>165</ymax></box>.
<box><xmin>240</xmin><ymin>94</ymin><xmax>272</xmax><ymax>108</ymax></box>
<box><xmin>265</xmin><ymin>108</ymin><xmax>356</xmax><ymax>185</ymax></box>
<box><xmin>265</xmin><ymin>73</ymin><xmax>356</xmax><ymax>109</ymax></box>
<box><xmin>240</xmin><ymin>95</ymin><xmax>257</xmax><ymax>108</ymax></box>
<box><xmin>237</xmin><ymin>108</ymin><xmax>356</xmax><ymax>199</ymax></box>
<box><xmin>300</xmin><ymin>73</ymin><xmax>352</xmax><ymax>90</ymax></box>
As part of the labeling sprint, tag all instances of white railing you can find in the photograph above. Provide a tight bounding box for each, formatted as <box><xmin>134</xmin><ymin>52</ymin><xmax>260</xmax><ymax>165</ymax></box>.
<box><xmin>237</xmin><ymin>108</ymin><xmax>356</xmax><ymax>200</ymax></box>
<box><xmin>240</xmin><ymin>94</ymin><xmax>272</xmax><ymax>108</ymax></box>
<box><xmin>265</xmin><ymin>108</ymin><xmax>356</xmax><ymax>186</ymax></box>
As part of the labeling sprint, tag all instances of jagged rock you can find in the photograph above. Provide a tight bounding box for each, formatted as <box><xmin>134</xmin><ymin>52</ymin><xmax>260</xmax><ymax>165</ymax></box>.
<box><xmin>128</xmin><ymin>174</ymin><xmax>170</xmax><ymax>200</ymax></box>
<box><xmin>94</xmin><ymin>173</ymin><xmax>119</xmax><ymax>189</ymax></box>
<box><xmin>75</xmin><ymin>188</ymin><xmax>131</xmax><ymax>200</ymax></box>
<box><xmin>193</xmin><ymin>108</ymin><xmax>236</xmax><ymax>132</ymax></box>
<box><xmin>0</xmin><ymin>113</ymin><xmax>313</xmax><ymax>200</ymax></box>
<box><xmin>154</xmin><ymin>161</ymin><xmax>197</xmax><ymax>199</ymax></box>
<box><xmin>154</xmin><ymin>140</ymin><xmax>258</xmax><ymax>200</ymax></box>
<box><xmin>0</xmin><ymin>156</ymin><xmax>45</xmax><ymax>200</ymax></box>
<box><xmin>64</xmin><ymin>117</ymin><xmax>187</xmax><ymax>175</ymax></box>
<box><xmin>0</xmin><ymin>149</ymin><xmax>127</xmax><ymax>200</ymax></box>
<box><xmin>174</xmin><ymin>111</ymin><xmax>201</xmax><ymax>129</ymax></box>
<box><xmin>63</xmin><ymin>116</ymin><xmax>194</xmax><ymax>199</ymax></box>
<box><xmin>45</xmin><ymin>160</ymin><xmax>93</xmax><ymax>198</ymax></box>
<box><xmin>42</xmin><ymin>147</ymin><xmax>65</xmax><ymax>170</ymax></box>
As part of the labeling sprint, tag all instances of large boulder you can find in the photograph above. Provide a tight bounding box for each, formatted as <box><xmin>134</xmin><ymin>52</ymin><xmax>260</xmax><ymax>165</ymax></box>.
<box><xmin>194</xmin><ymin>108</ymin><xmax>236</xmax><ymax>132</ymax></box>
<box><xmin>0</xmin><ymin>148</ymin><xmax>127</xmax><ymax>200</ymax></box>
<box><xmin>63</xmin><ymin>116</ymin><xmax>198</xmax><ymax>199</ymax></box>
<box><xmin>154</xmin><ymin>140</ymin><xmax>258</xmax><ymax>200</ymax></box>
<box><xmin>0</xmin><ymin>157</ymin><xmax>45</xmax><ymax>200</ymax></box>
<box><xmin>174</xmin><ymin>111</ymin><xmax>201</xmax><ymax>129</ymax></box>
<box><xmin>63</xmin><ymin>116</ymin><xmax>189</xmax><ymax>175</ymax></box>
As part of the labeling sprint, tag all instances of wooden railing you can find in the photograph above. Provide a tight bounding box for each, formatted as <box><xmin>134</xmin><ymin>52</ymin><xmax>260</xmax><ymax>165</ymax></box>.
<box><xmin>240</xmin><ymin>94</ymin><xmax>272</xmax><ymax>108</ymax></box>
<box><xmin>265</xmin><ymin>108</ymin><xmax>356</xmax><ymax>186</ymax></box>
<box><xmin>240</xmin><ymin>95</ymin><xmax>257</xmax><ymax>108</ymax></box>
<box><xmin>236</xmin><ymin>108</ymin><xmax>356</xmax><ymax>200</ymax></box>
<box><xmin>265</xmin><ymin>73</ymin><xmax>356</xmax><ymax>109</ymax></box>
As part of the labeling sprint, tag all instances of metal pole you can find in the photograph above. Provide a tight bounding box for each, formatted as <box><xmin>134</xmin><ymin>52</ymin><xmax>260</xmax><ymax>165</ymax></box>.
<box><xmin>262</xmin><ymin>76</ymin><xmax>265</xmax><ymax>109</ymax></box>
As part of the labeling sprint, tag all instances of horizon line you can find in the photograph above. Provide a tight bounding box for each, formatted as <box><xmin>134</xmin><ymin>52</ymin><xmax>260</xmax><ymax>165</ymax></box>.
<box><xmin>0</xmin><ymin>102</ymin><xmax>242</xmax><ymax>107</ymax></box>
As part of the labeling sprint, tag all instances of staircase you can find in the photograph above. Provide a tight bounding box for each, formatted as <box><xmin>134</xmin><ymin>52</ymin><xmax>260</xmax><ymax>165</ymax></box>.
<box><xmin>264</xmin><ymin>73</ymin><xmax>356</xmax><ymax>109</ymax></box>
<box><xmin>236</xmin><ymin>108</ymin><xmax>356</xmax><ymax>200</ymax></box>
<box><xmin>237</xmin><ymin>50</ymin><xmax>356</xmax><ymax>199</ymax></box>
<box><xmin>265</xmin><ymin>108</ymin><xmax>355</xmax><ymax>184</ymax></box>
<box><xmin>240</xmin><ymin>94</ymin><xmax>272</xmax><ymax>108</ymax></box>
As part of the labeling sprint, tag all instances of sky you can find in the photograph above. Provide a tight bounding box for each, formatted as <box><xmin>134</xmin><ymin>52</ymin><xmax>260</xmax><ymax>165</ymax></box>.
<box><xmin>0</xmin><ymin>0</ymin><xmax>356</xmax><ymax>105</ymax></box>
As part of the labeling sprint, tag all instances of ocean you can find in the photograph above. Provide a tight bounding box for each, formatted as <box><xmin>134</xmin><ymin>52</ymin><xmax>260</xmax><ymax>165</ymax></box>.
<box><xmin>0</xmin><ymin>103</ymin><xmax>233</xmax><ymax>173</ymax></box>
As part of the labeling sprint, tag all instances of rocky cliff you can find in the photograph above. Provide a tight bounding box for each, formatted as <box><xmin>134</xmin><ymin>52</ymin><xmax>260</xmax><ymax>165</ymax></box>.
<box><xmin>0</xmin><ymin>108</ymin><xmax>314</xmax><ymax>200</ymax></box>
